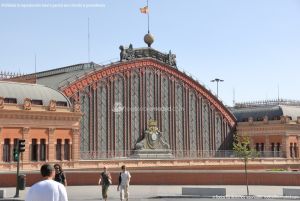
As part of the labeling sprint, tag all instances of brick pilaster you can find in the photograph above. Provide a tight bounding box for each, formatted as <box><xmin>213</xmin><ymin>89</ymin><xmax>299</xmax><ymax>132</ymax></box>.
<box><xmin>283</xmin><ymin>135</ymin><xmax>290</xmax><ymax>158</ymax></box>
<box><xmin>265</xmin><ymin>135</ymin><xmax>270</xmax><ymax>151</ymax></box>
<box><xmin>37</xmin><ymin>139</ymin><xmax>40</xmax><ymax>162</ymax></box>
<box><xmin>61</xmin><ymin>141</ymin><xmax>65</xmax><ymax>161</ymax></box>
<box><xmin>48</xmin><ymin>128</ymin><xmax>55</xmax><ymax>161</ymax></box>
<box><xmin>22</xmin><ymin>127</ymin><xmax>30</xmax><ymax>163</ymax></box>
<box><xmin>72</xmin><ymin>129</ymin><xmax>80</xmax><ymax>161</ymax></box>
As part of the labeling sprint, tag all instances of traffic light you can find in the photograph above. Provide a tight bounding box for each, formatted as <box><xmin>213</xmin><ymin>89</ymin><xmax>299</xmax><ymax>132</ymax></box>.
<box><xmin>18</xmin><ymin>140</ymin><xmax>26</xmax><ymax>153</ymax></box>
<box><xmin>13</xmin><ymin>148</ymin><xmax>19</xmax><ymax>161</ymax></box>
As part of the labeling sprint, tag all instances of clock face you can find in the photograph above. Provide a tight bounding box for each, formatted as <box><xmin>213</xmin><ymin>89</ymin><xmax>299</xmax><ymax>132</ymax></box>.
<box><xmin>151</xmin><ymin>133</ymin><xmax>157</xmax><ymax>141</ymax></box>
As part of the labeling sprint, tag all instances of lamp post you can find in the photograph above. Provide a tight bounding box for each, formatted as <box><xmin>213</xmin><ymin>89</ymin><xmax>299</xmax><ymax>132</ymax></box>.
<box><xmin>211</xmin><ymin>78</ymin><xmax>224</xmax><ymax>99</ymax></box>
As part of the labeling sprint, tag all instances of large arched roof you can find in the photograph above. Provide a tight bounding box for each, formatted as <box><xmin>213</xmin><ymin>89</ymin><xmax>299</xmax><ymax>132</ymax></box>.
<box><xmin>0</xmin><ymin>81</ymin><xmax>70</xmax><ymax>106</ymax></box>
<box><xmin>61</xmin><ymin>58</ymin><xmax>236</xmax><ymax>127</ymax></box>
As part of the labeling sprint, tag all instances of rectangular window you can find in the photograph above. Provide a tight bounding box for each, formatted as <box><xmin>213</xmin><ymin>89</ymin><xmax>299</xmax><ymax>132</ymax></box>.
<box><xmin>255</xmin><ymin>143</ymin><xmax>259</xmax><ymax>152</ymax></box>
<box><xmin>31</xmin><ymin>139</ymin><xmax>38</xmax><ymax>161</ymax></box>
<box><xmin>4</xmin><ymin>98</ymin><xmax>17</xmax><ymax>104</ymax></box>
<box><xmin>271</xmin><ymin>143</ymin><xmax>275</xmax><ymax>157</ymax></box>
<box><xmin>260</xmin><ymin>143</ymin><xmax>264</xmax><ymax>152</ymax></box>
<box><xmin>40</xmin><ymin>139</ymin><xmax>46</xmax><ymax>161</ymax></box>
<box><xmin>294</xmin><ymin>143</ymin><xmax>297</xmax><ymax>158</ymax></box>
<box><xmin>276</xmin><ymin>143</ymin><xmax>280</xmax><ymax>157</ymax></box>
<box><xmin>56</xmin><ymin>101</ymin><xmax>67</xmax><ymax>107</ymax></box>
<box><xmin>31</xmin><ymin>99</ymin><xmax>43</xmax><ymax>105</ymax></box>
<box><xmin>13</xmin><ymin>139</ymin><xmax>18</xmax><ymax>162</ymax></box>
<box><xmin>64</xmin><ymin>139</ymin><xmax>70</xmax><ymax>160</ymax></box>
<box><xmin>3</xmin><ymin>139</ymin><xmax>10</xmax><ymax>162</ymax></box>
<box><xmin>290</xmin><ymin>143</ymin><xmax>293</xmax><ymax>158</ymax></box>
<box><xmin>56</xmin><ymin>139</ymin><xmax>62</xmax><ymax>160</ymax></box>
<box><xmin>260</xmin><ymin>143</ymin><xmax>264</xmax><ymax>157</ymax></box>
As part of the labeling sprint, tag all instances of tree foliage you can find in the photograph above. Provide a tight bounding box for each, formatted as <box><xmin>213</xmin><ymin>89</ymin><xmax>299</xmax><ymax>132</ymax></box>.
<box><xmin>233</xmin><ymin>134</ymin><xmax>258</xmax><ymax>196</ymax></box>
<box><xmin>233</xmin><ymin>135</ymin><xmax>257</xmax><ymax>161</ymax></box>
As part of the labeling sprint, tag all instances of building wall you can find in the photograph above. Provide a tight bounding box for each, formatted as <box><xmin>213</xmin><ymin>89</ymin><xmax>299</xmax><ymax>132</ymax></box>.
<box><xmin>236</xmin><ymin>116</ymin><xmax>300</xmax><ymax>158</ymax></box>
<box><xmin>0</xmin><ymin>101</ymin><xmax>81</xmax><ymax>170</ymax></box>
<box><xmin>64</xmin><ymin>59</ymin><xmax>236</xmax><ymax>159</ymax></box>
<box><xmin>1</xmin><ymin>163</ymin><xmax>300</xmax><ymax>187</ymax></box>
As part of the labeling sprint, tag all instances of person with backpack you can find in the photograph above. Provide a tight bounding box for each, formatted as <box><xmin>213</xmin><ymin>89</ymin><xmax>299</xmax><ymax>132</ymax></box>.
<box><xmin>117</xmin><ymin>165</ymin><xmax>131</xmax><ymax>201</ymax></box>
<box><xmin>54</xmin><ymin>164</ymin><xmax>67</xmax><ymax>186</ymax></box>
<box><xmin>98</xmin><ymin>166</ymin><xmax>112</xmax><ymax>201</ymax></box>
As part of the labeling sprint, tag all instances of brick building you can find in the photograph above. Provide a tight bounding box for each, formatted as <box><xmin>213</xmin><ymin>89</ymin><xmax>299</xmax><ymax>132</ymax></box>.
<box><xmin>0</xmin><ymin>81</ymin><xmax>81</xmax><ymax>170</ymax></box>
<box><xmin>6</xmin><ymin>45</ymin><xmax>236</xmax><ymax>161</ymax></box>
<box><xmin>231</xmin><ymin>100</ymin><xmax>300</xmax><ymax>159</ymax></box>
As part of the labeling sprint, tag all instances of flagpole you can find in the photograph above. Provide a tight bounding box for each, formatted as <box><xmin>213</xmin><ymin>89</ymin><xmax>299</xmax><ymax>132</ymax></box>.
<box><xmin>147</xmin><ymin>0</ymin><xmax>150</xmax><ymax>33</ymax></box>
<box><xmin>88</xmin><ymin>17</ymin><xmax>90</xmax><ymax>63</ymax></box>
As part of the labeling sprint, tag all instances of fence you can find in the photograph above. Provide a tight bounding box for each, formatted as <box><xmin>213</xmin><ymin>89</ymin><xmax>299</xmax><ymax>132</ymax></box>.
<box><xmin>80</xmin><ymin>150</ymin><xmax>285</xmax><ymax>160</ymax></box>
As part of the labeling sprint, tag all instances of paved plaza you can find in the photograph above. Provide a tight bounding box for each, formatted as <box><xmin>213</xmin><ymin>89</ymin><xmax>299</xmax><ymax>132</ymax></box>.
<box><xmin>2</xmin><ymin>185</ymin><xmax>300</xmax><ymax>201</ymax></box>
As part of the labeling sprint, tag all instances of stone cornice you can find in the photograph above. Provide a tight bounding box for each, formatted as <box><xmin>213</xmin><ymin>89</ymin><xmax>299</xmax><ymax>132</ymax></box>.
<box><xmin>61</xmin><ymin>58</ymin><xmax>236</xmax><ymax>127</ymax></box>
<box><xmin>0</xmin><ymin>110</ymin><xmax>82</xmax><ymax>121</ymax></box>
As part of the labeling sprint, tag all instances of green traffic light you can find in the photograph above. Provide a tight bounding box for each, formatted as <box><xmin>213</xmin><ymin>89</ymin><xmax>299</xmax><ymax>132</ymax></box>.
<box><xmin>13</xmin><ymin>148</ymin><xmax>19</xmax><ymax>161</ymax></box>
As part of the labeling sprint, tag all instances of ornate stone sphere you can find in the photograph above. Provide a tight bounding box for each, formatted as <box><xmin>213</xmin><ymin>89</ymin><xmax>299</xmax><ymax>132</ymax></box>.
<box><xmin>144</xmin><ymin>33</ymin><xmax>154</xmax><ymax>47</ymax></box>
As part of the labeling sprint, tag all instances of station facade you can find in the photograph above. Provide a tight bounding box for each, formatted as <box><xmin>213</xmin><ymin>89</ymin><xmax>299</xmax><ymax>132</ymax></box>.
<box><xmin>2</xmin><ymin>46</ymin><xmax>236</xmax><ymax>167</ymax></box>
<box><xmin>2</xmin><ymin>46</ymin><xmax>300</xmax><ymax>171</ymax></box>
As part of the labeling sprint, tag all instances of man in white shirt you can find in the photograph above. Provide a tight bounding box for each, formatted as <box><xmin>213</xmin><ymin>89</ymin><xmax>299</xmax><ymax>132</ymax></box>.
<box><xmin>25</xmin><ymin>163</ymin><xmax>68</xmax><ymax>201</ymax></box>
<box><xmin>117</xmin><ymin>165</ymin><xmax>131</xmax><ymax>201</ymax></box>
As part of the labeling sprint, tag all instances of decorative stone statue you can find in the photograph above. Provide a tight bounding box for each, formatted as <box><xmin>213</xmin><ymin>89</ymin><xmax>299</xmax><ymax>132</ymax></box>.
<box><xmin>119</xmin><ymin>44</ymin><xmax>135</xmax><ymax>61</ymax></box>
<box><xmin>126</xmin><ymin>44</ymin><xmax>135</xmax><ymax>60</ymax></box>
<box><xmin>167</xmin><ymin>50</ymin><xmax>177</xmax><ymax>68</ymax></box>
<box><xmin>119</xmin><ymin>45</ymin><xmax>127</xmax><ymax>61</ymax></box>
<box><xmin>48</xmin><ymin>100</ymin><xmax>57</xmax><ymax>111</ymax></box>
<box><xmin>119</xmin><ymin>44</ymin><xmax>177</xmax><ymax>69</ymax></box>
<box><xmin>132</xmin><ymin>119</ymin><xmax>172</xmax><ymax>158</ymax></box>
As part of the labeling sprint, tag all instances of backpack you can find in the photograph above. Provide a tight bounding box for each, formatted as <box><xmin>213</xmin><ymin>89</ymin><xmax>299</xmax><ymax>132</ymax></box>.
<box><xmin>118</xmin><ymin>172</ymin><xmax>122</xmax><ymax>185</ymax></box>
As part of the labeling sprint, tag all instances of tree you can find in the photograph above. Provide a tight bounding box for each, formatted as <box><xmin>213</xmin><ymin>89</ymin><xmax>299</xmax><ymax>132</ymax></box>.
<box><xmin>233</xmin><ymin>134</ymin><xmax>257</xmax><ymax>196</ymax></box>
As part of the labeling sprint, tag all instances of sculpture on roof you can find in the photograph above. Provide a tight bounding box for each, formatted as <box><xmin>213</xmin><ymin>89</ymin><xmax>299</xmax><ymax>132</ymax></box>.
<box><xmin>48</xmin><ymin>100</ymin><xmax>57</xmax><ymax>111</ymax></box>
<box><xmin>119</xmin><ymin>44</ymin><xmax>177</xmax><ymax>68</ymax></box>
<box><xmin>119</xmin><ymin>44</ymin><xmax>135</xmax><ymax>61</ymax></box>
<box><xmin>119</xmin><ymin>45</ymin><xmax>127</xmax><ymax>61</ymax></box>
<box><xmin>23</xmin><ymin>98</ymin><xmax>32</xmax><ymax>110</ymax></box>
<box><xmin>166</xmin><ymin>50</ymin><xmax>177</xmax><ymax>68</ymax></box>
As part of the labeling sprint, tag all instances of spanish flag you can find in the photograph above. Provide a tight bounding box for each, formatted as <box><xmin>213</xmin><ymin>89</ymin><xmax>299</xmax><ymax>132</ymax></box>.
<box><xmin>140</xmin><ymin>6</ymin><xmax>149</xmax><ymax>14</ymax></box>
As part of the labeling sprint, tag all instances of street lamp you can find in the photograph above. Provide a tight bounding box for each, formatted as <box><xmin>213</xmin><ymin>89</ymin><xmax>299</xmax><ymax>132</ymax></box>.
<box><xmin>211</xmin><ymin>78</ymin><xmax>224</xmax><ymax>99</ymax></box>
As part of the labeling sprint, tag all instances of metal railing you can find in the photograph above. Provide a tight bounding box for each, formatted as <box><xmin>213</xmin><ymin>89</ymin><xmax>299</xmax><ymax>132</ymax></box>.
<box><xmin>80</xmin><ymin>150</ymin><xmax>286</xmax><ymax>160</ymax></box>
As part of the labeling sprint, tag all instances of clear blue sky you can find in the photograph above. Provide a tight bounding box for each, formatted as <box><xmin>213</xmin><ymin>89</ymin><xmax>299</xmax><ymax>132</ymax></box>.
<box><xmin>1</xmin><ymin>0</ymin><xmax>300</xmax><ymax>106</ymax></box>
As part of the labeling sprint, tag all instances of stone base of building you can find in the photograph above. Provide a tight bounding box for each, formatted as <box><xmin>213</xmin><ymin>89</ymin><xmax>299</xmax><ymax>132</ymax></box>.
<box><xmin>131</xmin><ymin>149</ymin><xmax>174</xmax><ymax>159</ymax></box>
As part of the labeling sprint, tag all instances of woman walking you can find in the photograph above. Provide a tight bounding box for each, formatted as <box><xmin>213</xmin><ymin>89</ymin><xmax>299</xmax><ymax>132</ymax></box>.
<box><xmin>54</xmin><ymin>164</ymin><xmax>67</xmax><ymax>186</ymax></box>
<box><xmin>98</xmin><ymin>166</ymin><xmax>112</xmax><ymax>201</ymax></box>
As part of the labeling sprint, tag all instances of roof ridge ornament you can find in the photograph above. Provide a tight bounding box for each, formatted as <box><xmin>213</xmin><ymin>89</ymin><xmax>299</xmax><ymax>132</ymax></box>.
<box><xmin>119</xmin><ymin>44</ymin><xmax>177</xmax><ymax>68</ymax></box>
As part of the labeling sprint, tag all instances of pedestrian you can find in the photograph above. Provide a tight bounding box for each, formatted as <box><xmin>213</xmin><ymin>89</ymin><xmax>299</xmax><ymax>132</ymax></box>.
<box><xmin>54</xmin><ymin>164</ymin><xmax>67</xmax><ymax>186</ymax></box>
<box><xmin>117</xmin><ymin>165</ymin><xmax>131</xmax><ymax>201</ymax></box>
<box><xmin>25</xmin><ymin>163</ymin><xmax>68</xmax><ymax>201</ymax></box>
<box><xmin>98</xmin><ymin>166</ymin><xmax>112</xmax><ymax>201</ymax></box>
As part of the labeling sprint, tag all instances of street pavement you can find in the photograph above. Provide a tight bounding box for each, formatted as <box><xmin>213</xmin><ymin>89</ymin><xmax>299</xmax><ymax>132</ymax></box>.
<box><xmin>2</xmin><ymin>185</ymin><xmax>300</xmax><ymax>201</ymax></box>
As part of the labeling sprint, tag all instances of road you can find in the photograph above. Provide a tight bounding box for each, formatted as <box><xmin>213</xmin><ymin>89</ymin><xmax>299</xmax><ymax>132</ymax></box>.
<box><xmin>2</xmin><ymin>185</ymin><xmax>300</xmax><ymax>201</ymax></box>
